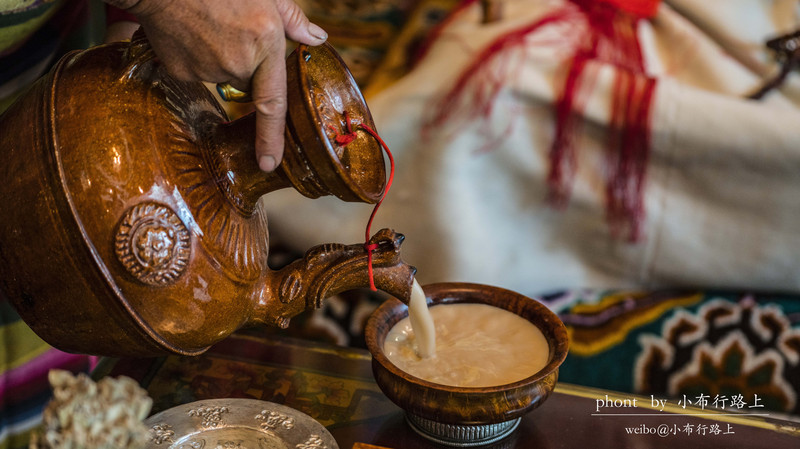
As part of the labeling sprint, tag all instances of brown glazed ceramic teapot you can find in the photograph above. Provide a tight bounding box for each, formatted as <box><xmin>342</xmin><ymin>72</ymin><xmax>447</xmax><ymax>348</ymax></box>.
<box><xmin>0</xmin><ymin>33</ymin><xmax>414</xmax><ymax>357</ymax></box>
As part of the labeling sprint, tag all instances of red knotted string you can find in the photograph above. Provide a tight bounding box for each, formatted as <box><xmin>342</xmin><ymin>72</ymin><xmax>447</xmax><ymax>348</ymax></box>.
<box><xmin>328</xmin><ymin>112</ymin><xmax>395</xmax><ymax>291</ymax></box>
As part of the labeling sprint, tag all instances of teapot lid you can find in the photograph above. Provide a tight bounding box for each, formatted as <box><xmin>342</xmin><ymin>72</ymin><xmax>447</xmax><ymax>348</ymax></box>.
<box><xmin>287</xmin><ymin>43</ymin><xmax>387</xmax><ymax>203</ymax></box>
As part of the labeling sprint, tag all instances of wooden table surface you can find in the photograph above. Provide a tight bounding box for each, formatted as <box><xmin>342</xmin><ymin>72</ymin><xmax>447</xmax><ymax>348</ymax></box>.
<box><xmin>96</xmin><ymin>332</ymin><xmax>800</xmax><ymax>449</ymax></box>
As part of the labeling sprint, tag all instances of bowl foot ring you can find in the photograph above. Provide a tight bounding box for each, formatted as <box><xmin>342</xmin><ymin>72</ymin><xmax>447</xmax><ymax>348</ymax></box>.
<box><xmin>405</xmin><ymin>413</ymin><xmax>521</xmax><ymax>447</ymax></box>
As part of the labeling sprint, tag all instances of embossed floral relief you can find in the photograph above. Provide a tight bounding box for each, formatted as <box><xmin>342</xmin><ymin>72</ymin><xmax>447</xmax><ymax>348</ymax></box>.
<box><xmin>296</xmin><ymin>434</ymin><xmax>328</xmax><ymax>449</ymax></box>
<box><xmin>150</xmin><ymin>423</ymin><xmax>175</xmax><ymax>445</ymax></box>
<box><xmin>115</xmin><ymin>202</ymin><xmax>191</xmax><ymax>286</ymax></box>
<box><xmin>255</xmin><ymin>410</ymin><xmax>295</xmax><ymax>430</ymax></box>
<box><xmin>188</xmin><ymin>405</ymin><xmax>230</xmax><ymax>428</ymax></box>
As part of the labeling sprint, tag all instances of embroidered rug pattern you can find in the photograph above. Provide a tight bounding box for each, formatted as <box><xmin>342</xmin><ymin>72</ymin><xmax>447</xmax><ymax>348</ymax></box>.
<box><xmin>547</xmin><ymin>290</ymin><xmax>800</xmax><ymax>415</ymax></box>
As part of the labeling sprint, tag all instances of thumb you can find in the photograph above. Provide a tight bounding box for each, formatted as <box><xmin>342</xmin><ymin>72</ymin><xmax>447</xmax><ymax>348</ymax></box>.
<box><xmin>275</xmin><ymin>0</ymin><xmax>327</xmax><ymax>45</ymax></box>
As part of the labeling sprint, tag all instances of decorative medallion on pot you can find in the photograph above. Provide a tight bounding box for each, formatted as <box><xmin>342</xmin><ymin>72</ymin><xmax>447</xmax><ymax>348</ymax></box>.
<box><xmin>115</xmin><ymin>202</ymin><xmax>191</xmax><ymax>286</ymax></box>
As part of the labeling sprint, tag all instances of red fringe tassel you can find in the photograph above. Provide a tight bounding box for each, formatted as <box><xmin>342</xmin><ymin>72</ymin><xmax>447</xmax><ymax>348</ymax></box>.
<box><xmin>423</xmin><ymin>0</ymin><xmax>659</xmax><ymax>241</ymax></box>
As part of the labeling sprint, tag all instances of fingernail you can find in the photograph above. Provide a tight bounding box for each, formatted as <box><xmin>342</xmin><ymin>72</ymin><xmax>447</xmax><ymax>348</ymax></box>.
<box><xmin>259</xmin><ymin>155</ymin><xmax>277</xmax><ymax>172</ymax></box>
<box><xmin>308</xmin><ymin>23</ymin><xmax>327</xmax><ymax>41</ymax></box>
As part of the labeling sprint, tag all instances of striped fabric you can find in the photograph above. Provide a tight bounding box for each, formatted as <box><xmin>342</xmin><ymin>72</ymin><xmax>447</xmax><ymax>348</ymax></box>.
<box><xmin>0</xmin><ymin>0</ymin><xmax>103</xmax><ymax>112</ymax></box>
<box><xmin>1</xmin><ymin>3</ymin><xmax>104</xmax><ymax>446</ymax></box>
<box><xmin>0</xmin><ymin>296</ymin><xmax>95</xmax><ymax>449</ymax></box>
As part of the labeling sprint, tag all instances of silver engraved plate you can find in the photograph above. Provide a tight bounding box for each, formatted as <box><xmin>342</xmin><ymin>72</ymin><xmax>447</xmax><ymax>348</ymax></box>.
<box><xmin>144</xmin><ymin>399</ymin><xmax>338</xmax><ymax>449</ymax></box>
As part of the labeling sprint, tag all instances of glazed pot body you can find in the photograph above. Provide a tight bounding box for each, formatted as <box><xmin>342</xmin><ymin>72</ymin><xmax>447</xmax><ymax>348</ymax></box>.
<box><xmin>0</xmin><ymin>36</ymin><xmax>411</xmax><ymax>356</ymax></box>
<box><xmin>0</xmin><ymin>46</ymin><xmax>268</xmax><ymax>354</ymax></box>
<box><xmin>0</xmin><ymin>67</ymin><xmax>173</xmax><ymax>355</ymax></box>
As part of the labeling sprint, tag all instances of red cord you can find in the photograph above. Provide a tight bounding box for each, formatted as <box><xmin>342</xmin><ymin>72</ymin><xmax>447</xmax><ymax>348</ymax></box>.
<box><xmin>328</xmin><ymin>113</ymin><xmax>395</xmax><ymax>291</ymax></box>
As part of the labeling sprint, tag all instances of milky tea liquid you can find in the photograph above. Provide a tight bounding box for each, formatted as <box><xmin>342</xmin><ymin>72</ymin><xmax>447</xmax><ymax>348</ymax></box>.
<box><xmin>384</xmin><ymin>280</ymin><xmax>550</xmax><ymax>388</ymax></box>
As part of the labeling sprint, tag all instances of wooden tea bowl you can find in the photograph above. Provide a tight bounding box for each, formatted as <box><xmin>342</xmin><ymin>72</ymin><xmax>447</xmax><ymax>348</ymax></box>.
<box><xmin>365</xmin><ymin>282</ymin><xmax>569</xmax><ymax>446</ymax></box>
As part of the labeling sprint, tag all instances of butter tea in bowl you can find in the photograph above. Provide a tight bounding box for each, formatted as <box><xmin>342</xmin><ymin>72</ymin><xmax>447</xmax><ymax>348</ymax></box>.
<box><xmin>365</xmin><ymin>282</ymin><xmax>569</xmax><ymax>447</ymax></box>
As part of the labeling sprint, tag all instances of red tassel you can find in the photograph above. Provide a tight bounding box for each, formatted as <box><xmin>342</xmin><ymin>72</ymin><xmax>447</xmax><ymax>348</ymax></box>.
<box><xmin>552</xmin><ymin>0</ymin><xmax>656</xmax><ymax>240</ymax></box>
<box><xmin>596</xmin><ymin>0</ymin><xmax>661</xmax><ymax>19</ymax></box>
<box><xmin>423</xmin><ymin>6</ymin><xmax>579</xmax><ymax>138</ymax></box>
<box><xmin>422</xmin><ymin>0</ymin><xmax>657</xmax><ymax>241</ymax></box>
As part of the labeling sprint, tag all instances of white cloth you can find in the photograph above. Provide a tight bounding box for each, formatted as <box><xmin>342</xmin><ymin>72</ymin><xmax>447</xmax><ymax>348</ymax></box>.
<box><xmin>263</xmin><ymin>0</ymin><xmax>800</xmax><ymax>295</ymax></box>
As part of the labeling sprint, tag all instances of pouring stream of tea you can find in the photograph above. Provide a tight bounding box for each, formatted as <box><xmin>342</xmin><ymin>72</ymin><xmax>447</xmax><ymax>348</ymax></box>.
<box><xmin>407</xmin><ymin>279</ymin><xmax>436</xmax><ymax>358</ymax></box>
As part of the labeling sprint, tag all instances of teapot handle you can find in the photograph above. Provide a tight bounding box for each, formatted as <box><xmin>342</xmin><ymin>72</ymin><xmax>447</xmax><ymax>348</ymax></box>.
<box><xmin>253</xmin><ymin>229</ymin><xmax>416</xmax><ymax>329</ymax></box>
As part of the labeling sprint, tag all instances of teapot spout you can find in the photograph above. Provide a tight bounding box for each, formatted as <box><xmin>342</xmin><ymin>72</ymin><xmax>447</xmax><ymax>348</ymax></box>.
<box><xmin>254</xmin><ymin>229</ymin><xmax>416</xmax><ymax>328</ymax></box>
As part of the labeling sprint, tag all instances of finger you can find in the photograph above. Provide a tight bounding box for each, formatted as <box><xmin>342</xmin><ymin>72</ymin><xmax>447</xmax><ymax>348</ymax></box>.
<box><xmin>275</xmin><ymin>0</ymin><xmax>327</xmax><ymax>45</ymax></box>
<box><xmin>251</xmin><ymin>42</ymin><xmax>288</xmax><ymax>172</ymax></box>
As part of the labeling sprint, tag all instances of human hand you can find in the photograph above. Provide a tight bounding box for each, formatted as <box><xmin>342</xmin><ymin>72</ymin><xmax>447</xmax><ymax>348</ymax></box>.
<box><xmin>104</xmin><ymin>0</ymin><xmax>327</xmax><ymax>172</ymax></box>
